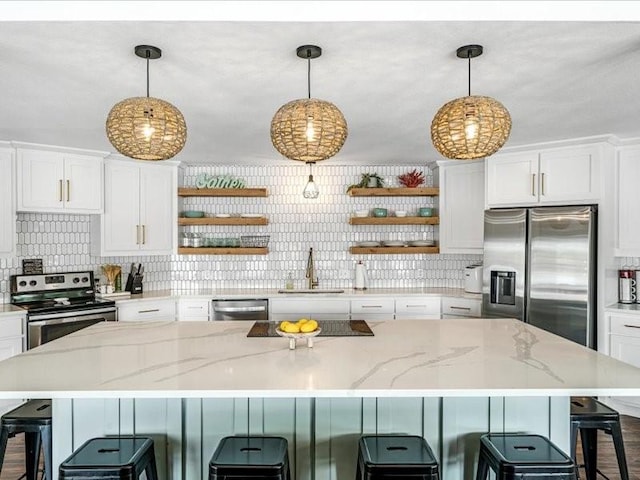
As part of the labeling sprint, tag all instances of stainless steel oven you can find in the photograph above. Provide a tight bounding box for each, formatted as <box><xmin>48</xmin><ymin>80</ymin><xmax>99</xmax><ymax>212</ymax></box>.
<box><xmin>10</xmin><ymin>271</ymin><xmax>117</xmax><ymax>349</ymax></box>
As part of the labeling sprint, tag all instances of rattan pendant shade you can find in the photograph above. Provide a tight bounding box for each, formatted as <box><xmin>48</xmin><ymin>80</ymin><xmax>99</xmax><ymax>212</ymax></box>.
<box><xmin>270</xmin><ymin>45</ymin><xmax>347</xmax><ymax>163</ymax></box>
<box><xmin>430</xmin><ymin>44</ymin><xmax>511</xmax><ymax>160</ymax></box>
<box><xmin>271</xmin><ymin>98</ymin><xmax>347</xmax><ymax>163</ymax></box>
<box><xmin>106</xmin><ymin>45</ymin><xmax>187</xmax><ymax>161</ymax></box>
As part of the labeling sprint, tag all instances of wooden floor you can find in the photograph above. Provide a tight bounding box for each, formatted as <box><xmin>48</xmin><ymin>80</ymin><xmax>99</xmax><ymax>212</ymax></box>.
<box><xmin>0</xmin><ymin>416</ymin><xmax>639</xmax><ymax>479</ymax></box>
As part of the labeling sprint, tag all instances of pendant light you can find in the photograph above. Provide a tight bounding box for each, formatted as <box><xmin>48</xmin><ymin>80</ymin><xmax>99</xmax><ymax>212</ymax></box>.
<box><xmin>302</xmin><ymin>162</ymin><xmax>320</xmax><ymax>199</ymax></box>
<box><xmin>430</xmin><ymin>44</ymin><xmax>511</xmax><ymax>160</ymax></box>
<box><xmin>270</xmin><ymin>45</ymin><xmax>348</xmax><ymax>163</ymax></box>
<box><xmin>106</xmin><ymin>45</ymin><xmax>187</xmax><ymax>161</ymax></box>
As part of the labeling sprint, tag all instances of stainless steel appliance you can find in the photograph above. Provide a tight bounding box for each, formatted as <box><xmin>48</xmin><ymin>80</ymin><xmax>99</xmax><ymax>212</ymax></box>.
<box><xmin>482</xmin><ymin>206</ymin><xmax>597</xmax><ymax>348</ymax></box>
<box><xmin>10</xmin><ymin>271</ymin><xmax>116</xmax><ymax>349</ymax></box>
<box><xmin>464</xmin><ymin>264</ymin><xmax>483</xmax><ymax>293</ymax></box>
<box><xmin>212</xmin><ymin>299</ymin><xmax>269</xmax><ymax>321</ymax></box>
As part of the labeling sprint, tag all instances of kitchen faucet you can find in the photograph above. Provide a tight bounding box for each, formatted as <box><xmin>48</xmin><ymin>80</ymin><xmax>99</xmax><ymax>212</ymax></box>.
<box><xmin>305</xmin><ymin>247</ymin><xmax>319</xmax><ymax>289</ymax></box>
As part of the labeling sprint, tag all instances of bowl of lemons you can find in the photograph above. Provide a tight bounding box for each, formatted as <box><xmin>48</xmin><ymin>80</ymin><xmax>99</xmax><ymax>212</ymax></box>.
<box><xmin>276</xmin><ymin>318</ymin><xmax>321</xmax><ymax>349</ymax></box>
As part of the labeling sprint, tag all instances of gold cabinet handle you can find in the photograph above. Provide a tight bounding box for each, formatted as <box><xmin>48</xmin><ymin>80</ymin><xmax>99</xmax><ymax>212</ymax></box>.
<box><xmin>59</xmin><ymin>180</ymin><xmax>63</xmax><ymax>202</ymax></box>
<box><xmin>142</xmin><ymin>225</ymin><xmax>146</xmax><ymax>245</ymax></box>
<box><xmin>531</xmin><ymin>173</ymin><xmax>536</xmax><ymax>196</ymax></box>
<box><xmin>136</xmin><ymin>225</ymin><xmax>140</xmax><ymax>245</ymax></box>
<box><xmin>541</xmin><ymin>172</ymin><xmax>545</xmax><ymax>196</ymax></box>
<box><xmin>66</xmin><ymin>179</ymin><xmax>70</xmax><ymax>202</ymax></box>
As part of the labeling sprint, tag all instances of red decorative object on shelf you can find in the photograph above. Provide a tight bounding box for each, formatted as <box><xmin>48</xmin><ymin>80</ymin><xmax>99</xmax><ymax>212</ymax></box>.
<box><xmin>398</xmin><ymin>169</ymin><xmax>425</xmax><ymax>188</ymax></box>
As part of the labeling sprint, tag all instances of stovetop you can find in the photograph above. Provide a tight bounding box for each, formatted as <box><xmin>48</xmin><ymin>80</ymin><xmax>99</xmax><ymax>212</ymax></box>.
<box><xmin>18</xmin><ymin>298</ymin><xmax>116</xmax><ymax>315</ymax></box>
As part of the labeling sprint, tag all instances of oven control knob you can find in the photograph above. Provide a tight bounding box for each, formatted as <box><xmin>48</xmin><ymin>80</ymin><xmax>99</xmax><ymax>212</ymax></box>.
<box><xmin>73</xmin><ymin>277</ymin><xmax>80</xmax><ymax>284</ymax></box>
<box><xmin>19</xmin><ymin>281</ymin><xmax>26</xmax><ymax>287</ymax></box>
<box><xmin>82</xmin><ymin>277</ymin><xmax>89</xmax><ymax>283</ymax></box>
<box><xmin>29</xmin><ymin>280</ymin><xmax>37</xmax><ymax>286</ymax></box>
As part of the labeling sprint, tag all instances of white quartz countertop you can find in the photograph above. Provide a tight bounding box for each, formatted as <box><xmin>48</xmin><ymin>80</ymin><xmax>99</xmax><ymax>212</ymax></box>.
<box><xmin>112</xmin><ymin>287</ymin><xmax>481</xmax><ymax>304</ymax></box>
<box><xmin>0</xmin><ymin>304</ymin><xmax>26</xmax><ymax>317</ymax></box>
<box><xmin>605</xmin><ymin>302</ymin><xmax>640</xmax><ymax>313</ymax></box>
<box><xmin>0</xmin><ymin>318</ymin><xmax>639</xmax><ymax>399</ymax></box>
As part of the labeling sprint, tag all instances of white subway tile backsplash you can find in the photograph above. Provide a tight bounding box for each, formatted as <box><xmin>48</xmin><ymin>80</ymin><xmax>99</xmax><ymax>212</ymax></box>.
<box><xmin>0</xmin><ymin>164</ymin><xmax>481</xmax><ymax>301</ymax></box>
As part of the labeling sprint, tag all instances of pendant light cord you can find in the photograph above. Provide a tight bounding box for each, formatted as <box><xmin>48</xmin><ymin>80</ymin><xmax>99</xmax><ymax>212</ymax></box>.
<box><xmin>146</xmin><ymin>49</ymin><xmax>151</xmax><ymax>98</ymax></box>
<box><xmin>467</xmin><ymin>54</ymin><xmax>471</xmax><ymax>96</ymax></box>
<box><xmin>306</xmin><ymin>48</ymin><xmax>312</xmax><ymax>99</ymax></box>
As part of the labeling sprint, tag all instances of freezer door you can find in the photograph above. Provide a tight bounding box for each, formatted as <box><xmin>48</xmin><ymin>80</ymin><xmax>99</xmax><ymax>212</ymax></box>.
<box><xmin>527</xmin><ymin>206</ymin><xmax>596</xmax><ymax>348</ymax></box>
<box><xmin>482</xmin><ymin>209</ymin><xmax>527</xmax><ymax>320</ymax></box>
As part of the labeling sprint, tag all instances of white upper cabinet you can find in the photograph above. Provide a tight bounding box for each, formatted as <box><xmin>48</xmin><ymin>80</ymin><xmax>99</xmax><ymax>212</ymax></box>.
<box><xmin>486</xmin><ymin>144</ymin><xmax>601</xmax><ymax>207</ymax></box>
<box><xmin>0</xmin><ymin>145</ymin><xmax>16</xmax><ymax>257</ymax></box>
<box><xmin>615</xmin><ymin>145</ymin><xmax>640</xmax><ymax>256</ymax></box>
<box><xmin>438</xmin><ymin>160</ymin><xmax>484</xmax><ymax>254</ymax></box>
<box><xmin>16</xmin><ymin>145</ymin><xmax>106</xmax><ymax>213</ymax></box>
<box><xmin>92</xmin><ymin>157</ymin><xmax>177</xmax><ymax>256</ymax></box>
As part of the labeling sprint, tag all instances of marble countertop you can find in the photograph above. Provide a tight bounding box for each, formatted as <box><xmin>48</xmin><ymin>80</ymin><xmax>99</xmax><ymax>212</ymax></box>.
<box><xmin>0</xmin><ymin>318</ymin><xmax>639</xmax><ymax>399</ymax></box>
<box><xmin>605</xmin><ymin>302</ymin><xmax>640</xmax><ymax>313</ymax></box>
<box><xmin>113</xmin><ymin>287</ymin><xmax>482</xmax><ymax>304</ymax></box>
<box><xmin>0</xmin><ymin>304</ymin><xmax>26</xmax><ymax>317</ymax></box>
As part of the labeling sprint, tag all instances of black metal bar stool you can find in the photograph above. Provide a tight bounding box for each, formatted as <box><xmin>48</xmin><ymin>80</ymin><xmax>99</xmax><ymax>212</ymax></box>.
<box><xmin>209</xmin><ymin>436</ymin><xmax>290</xmax><ymax>480</ymax></box>
<box><xmin>570</xmin><ymin>396</ymin><xmax>629</xmax><ymax>480</ymax></box>
<box><xmin>59</xmin><ymin>436</ymin><xmax>158</xmax><ymax>480</ymax></box>
<box><xmin>356</xmin><ymin>434</ymin><xmax>440</xmax><ymax>480</ymax></box>
<box><xmin>476</xmin><ymin>433</ymin><xmax>577</xmax><ymax>480</ymax></box>
<box><xmin>0</xmin><ymin>399</ymin><xmax>52</xmax><ymax>480</ymax></box>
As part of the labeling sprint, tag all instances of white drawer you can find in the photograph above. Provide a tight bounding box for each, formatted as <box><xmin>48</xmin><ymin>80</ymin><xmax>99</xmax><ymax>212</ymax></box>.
<box><xmin>118</xmin><ymin>300</ymin><xmax>176</xmax><ymax>322</ymax></box>
<box><xmin>178</xmin><ymin>299</ymin><xmax>210</xmax><ymax>320</ymax></box>
<box><xmin>0</xmin><ymin>315</ymin><xmax>24</xmax><ymax>339</ymax></box>
<box><xmin>441</xmin><ymin>297</ymin><xmax>481</xmax><ymax>318</ymax></box>
<box><xmin>610</xmin><ymin>314</ymin><xmax>640</xmax><ymax>337</ymax></box>
<box><xmin>270</xmin><ymin>298</ymin><xmax>350</xmax><ymax>315</ymax></box>
<box><xmin>351</xmin><ymin>298</ymin><xmax>395</xmax><ymax>315</ymax></box>
<box><xmin>395</xmin><ymin>297</ymin><xmax>441</xmax><ymax>316</ymax></box>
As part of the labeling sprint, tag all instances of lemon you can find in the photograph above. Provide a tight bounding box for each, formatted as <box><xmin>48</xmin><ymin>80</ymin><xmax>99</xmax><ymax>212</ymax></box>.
<box><xmin>279</xmin><ymin>321</ymin><xmax>291</xmax><ymax>330</ymax></box>
<box><xmin>300</xmin><ymin>319</ymin><xmax>318</xmax><ymax>333</ymax></box>
<box><xmin>296</xmin><ymin>318</ymin><xmax>309</xmax><ymax>325</ymax></box>
<box><xmin>283</xmin><ymin>322</ymin><xmax>300</xmax><ymax>333</ymax></box>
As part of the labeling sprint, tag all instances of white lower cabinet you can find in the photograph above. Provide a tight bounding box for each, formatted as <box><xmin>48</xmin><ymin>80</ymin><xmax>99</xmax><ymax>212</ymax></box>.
<box><xmin>269</xmin><ymin>298</ymin><xmax>351</xmax><ymax>322</ymax></box>
<box><xmin>441</xmin><ymin>297</ymin><xmax>481</xmax><ymax>318</ymax></box>
<box><xmin>350</xmin><ymin>298</ymin><xmax>395</xmax><ymax>320</ymax></box>
<box><xmin>0</xmin><ymin>314</ymin><xmax>25</xmax><ymax>415</ymax></box>
<box><xmin>394</xmin><ymin>297</ymin><xmax>441</xmax><ymax>320</ymax></box>
<box><xmin>117</xmin><ymin>299</ymin><xmax>176</xmax><ymax>322</ymax></box>
<box><xmin>608</xmin><ymin>312</ymin><xmax>640</xmax><ymax>409</ymax></box>
<box><xmin>177</xmin><ymin>299</ymin><xmax>210</xmax><ymax>322</ymax></box>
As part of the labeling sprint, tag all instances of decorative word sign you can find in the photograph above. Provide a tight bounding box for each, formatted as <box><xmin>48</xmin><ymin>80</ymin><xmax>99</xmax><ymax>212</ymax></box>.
<box><xmin>195</xmin><ymin>173</ymin><xmax>246</xmax><ymax>189</ymax></box>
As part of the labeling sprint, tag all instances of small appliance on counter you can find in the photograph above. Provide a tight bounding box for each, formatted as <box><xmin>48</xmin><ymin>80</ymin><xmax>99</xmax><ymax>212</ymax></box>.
<box><xmin>464</xmin><ymin>264</ymin><xmax>483</xmax><ymax>293</ymax></box>
<box><xmin>125</xmin><ymin>263</ymin><xmax>144</xmax><ymax>294</ymax></box>
<box><xmin>354</xmin><ymin>261</ymin><xmax>368</xmax><ymax>290</ymax></box>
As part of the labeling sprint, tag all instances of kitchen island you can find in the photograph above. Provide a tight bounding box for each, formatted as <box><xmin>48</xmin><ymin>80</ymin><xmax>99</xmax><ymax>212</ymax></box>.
<box><xmin>0</xmin><ymin>319</ymin><xmax>639</xmax><ymax>480</ymax></box>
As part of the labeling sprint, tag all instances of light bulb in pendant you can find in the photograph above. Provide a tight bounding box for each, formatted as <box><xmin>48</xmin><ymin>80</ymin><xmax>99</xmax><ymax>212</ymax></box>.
<box><xmin>305</xmin><ymin>116</ymin><xmax>315</xmax><ymax>142</ymax></box>
<box><xmin>464</xmin><ymin>117</ymin><xmax>479</xmax><ymax>140</ymax></box>
<box><xmin>303</xmin><ymin>174</ymin><xmax>319</xmax><ymax>198</ymax></box>
<box><xmin>142</xmin><ymin>121</ymin><xmax>155</xmax><ymax>140</ymax></box>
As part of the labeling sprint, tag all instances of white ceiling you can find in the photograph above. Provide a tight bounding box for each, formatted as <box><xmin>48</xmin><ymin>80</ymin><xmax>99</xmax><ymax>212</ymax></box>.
<box><xmin>1</xmin><ymin>3</ymin><xmax>640</xmax><ymax>165</ymax></box>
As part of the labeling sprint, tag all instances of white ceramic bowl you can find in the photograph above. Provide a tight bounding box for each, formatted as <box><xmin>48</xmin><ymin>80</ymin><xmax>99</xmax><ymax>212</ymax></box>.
<box><xmin>354</xmin><ymin>210</ymin><xmax>369</xmax><ymax>218</ymax></box>
<box><xmin>395</xmin><ymin>210</ymin><xmax>407</xmax><ymax>217</ymax></box>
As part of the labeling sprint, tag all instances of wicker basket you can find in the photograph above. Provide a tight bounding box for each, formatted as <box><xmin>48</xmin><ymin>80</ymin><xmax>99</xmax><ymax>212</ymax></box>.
<box><xmin>240</xmin><ymin>235</ymin><xmax>270</xmax><ymax>248</ymax></box>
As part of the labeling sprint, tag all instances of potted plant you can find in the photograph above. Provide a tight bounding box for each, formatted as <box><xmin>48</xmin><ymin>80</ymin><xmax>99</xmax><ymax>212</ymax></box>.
<box><xmin>346</xmin><ymin>173</ymin><xmax>385</xmax><ymax>192</ymax></box>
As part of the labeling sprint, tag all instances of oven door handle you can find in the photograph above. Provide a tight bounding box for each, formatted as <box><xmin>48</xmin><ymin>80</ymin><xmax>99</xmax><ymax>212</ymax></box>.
<box><xmin>28</xmin><ymin>307</ymin><xmax>117</xmax><ymax>321</ymax></box>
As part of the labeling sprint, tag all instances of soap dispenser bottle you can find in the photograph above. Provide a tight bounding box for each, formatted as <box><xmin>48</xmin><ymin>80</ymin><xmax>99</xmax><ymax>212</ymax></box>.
<box><xmin>354</xmin><ymin>261</ymin><xmax>368</xmax><ymax>290</ymax></box>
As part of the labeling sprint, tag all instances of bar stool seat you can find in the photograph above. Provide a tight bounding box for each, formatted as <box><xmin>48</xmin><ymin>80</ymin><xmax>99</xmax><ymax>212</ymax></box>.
<box><xmin>59</xmin><ymin>436</ymin><xmax>158</xmax><ymax>480</ymax></box>
<box><xmin>570</xmin><ymin>396</ymin><xmax>629</xmax><ymax>480</ymax></box>
<box><xmin>356</xmin><ymin>434</ymin><xmax>440</xmax><ymax>480</ymax></box>
<box><xmin>0</xmin><ymin>399</ymin><xmax>52</xmax><ymax>480</ymax></box>
<box><xmin>209</xmin><ymin>436</ymin><xmax>291</xmax><ymax>480</ymax></box>
<box><xmin>476</xmin><ymin>433</ymin><xmax>576</xmax><ymax>480</ymax></box>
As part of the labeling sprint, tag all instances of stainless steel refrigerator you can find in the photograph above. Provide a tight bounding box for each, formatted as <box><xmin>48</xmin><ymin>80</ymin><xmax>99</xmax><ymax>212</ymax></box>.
<box><xmin>481</xmin><ymin>206</ymin><xmax>597</xmax><ymax>348</ymax></box>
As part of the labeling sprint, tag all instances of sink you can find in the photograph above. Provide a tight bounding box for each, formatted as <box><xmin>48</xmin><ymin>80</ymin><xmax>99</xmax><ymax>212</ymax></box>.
<box><xmin>277</xmin><ymin>289</ymin><xmax>345</xmax><ymax>294</ymax></box>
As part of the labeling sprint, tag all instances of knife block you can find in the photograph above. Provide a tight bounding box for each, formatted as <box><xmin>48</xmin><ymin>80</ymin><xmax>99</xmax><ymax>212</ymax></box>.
<box><xmin>125</xmin><ymin>273</ymin><xmax>144</xmax><ymax>294</ymax></box>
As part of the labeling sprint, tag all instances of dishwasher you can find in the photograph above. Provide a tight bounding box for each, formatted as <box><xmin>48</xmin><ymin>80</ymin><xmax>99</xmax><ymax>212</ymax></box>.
<box><xmin>211</xmin><ymin>299</ymin><xmax>269</xmax><ymax>321</ymax></box>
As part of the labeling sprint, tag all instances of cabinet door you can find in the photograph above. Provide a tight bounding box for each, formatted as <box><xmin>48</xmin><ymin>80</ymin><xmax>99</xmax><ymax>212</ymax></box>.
<box><xmin>538</xmin><ymin>146</ymin><xmax>599</xmax><ymax>204</ymax></box>
<box><xmin>441</xmin><ymin>297</ymin><xmax>481</xmax><ymax>318</ymax></box>
<box><xmin>63</xmin><ymin>154</ymin><xmax>103</xmax><ymax>213</ymax></box>
<box><xmin>609</xmin><ymin>334</ymin><xmax>640</xmax><ymax>407</ymax></box>
<box><xmin>395</xmin><ymin>296</ymin><xmax>441</xmax><ymax>320</ymax></box>
<box><xmin>102</xmin><ymin>161</ymin><xmax>141</xmax><ymax>253</ymax></box>
<box><xmin>439</xmin><ymin>161</ymin><xmax>484</xmax><ymax>254</ymax></box>
<box><xmin>350</xmin><ymin>298</ymin><xmax>394</xmax><ymax>320</ymax></box>
<box><xmin>139</xmin><ymin>165</ymin><xmax>175</xmax><ymax>254</ymax></box>
<box><xmin>486</xmin><ymin>152</ymin><xmax>539</xmax><ymax>207</ymax></box>
<box><xmin>0</xmin><ymin>148</ymin><xmax>15</xmax><ymax>256</ymax></box>
<box><xmin>17</xmin><ymin>149</ymin><xmax>65</xmax><ymax>211</ymax></box>
<box><xmin>615</xmin><ymin>146</ymin><xmax>640</xmax><ymax>256</ymax></box>
<box><xmin>177</xmin><ymin>299</ymin><xmax>210</xmax><ymax>321</ymax></box>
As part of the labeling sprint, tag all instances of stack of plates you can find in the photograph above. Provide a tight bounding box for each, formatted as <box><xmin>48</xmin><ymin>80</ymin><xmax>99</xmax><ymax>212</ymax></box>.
<box><xmin>357</xmin><ymin>241</ymin><xmax>380</xmax><ymax>247</ymax></box>
<box><xmin>409</xmin><ymin>240</ymin><xmax>435</xmax><ymax>247</ymax></box>
<box><xmin>215</xmin><ymin>213</ymin><xmax>231</xmax><ymax>218</ymax></box>
<box><xmin>241</xmin><ymin>213</ymin><xmax>263</xmax><ymax>218</ymax></box>
<box><xmin>382</xmin><ymin>240</ymin><xmax>407</xmax><ymax>247</ymax></box>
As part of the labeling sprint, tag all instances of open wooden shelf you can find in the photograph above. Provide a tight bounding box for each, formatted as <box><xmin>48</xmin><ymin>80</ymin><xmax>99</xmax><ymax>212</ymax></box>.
<box><xmin>178</xmin><ymin>217</ymin><xmax>268</xmax><ymax>226</ymax></box>
<box><xmin>349</xmin><ymin>216</ymin><xmax>438</xmax><ymax>225</ymax></box>
<box><xmin>178</xmin><ymin>247</ymin><xmax>269</xmax><ymax>255</ymax></box>
<box><xmin>349</xmin><ymin>246</ymin><xmax>439</xmax><ymax>255</ymax></box>
<box><xmin>178</xmin><ymin>187</ymin><xmax>268</xmax><ymax>197</ymax></box>
<box><xmin>348</xmin><ymin>187</ymin><xmax>439</xmax><ymax>197</ymax></box>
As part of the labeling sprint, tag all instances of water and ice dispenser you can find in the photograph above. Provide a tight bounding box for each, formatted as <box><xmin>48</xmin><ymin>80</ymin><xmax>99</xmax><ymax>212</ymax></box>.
<box><xmin>490</xmin><ymin>271</ymin><xmax>516</xmax><ymax>306</ymax></box>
